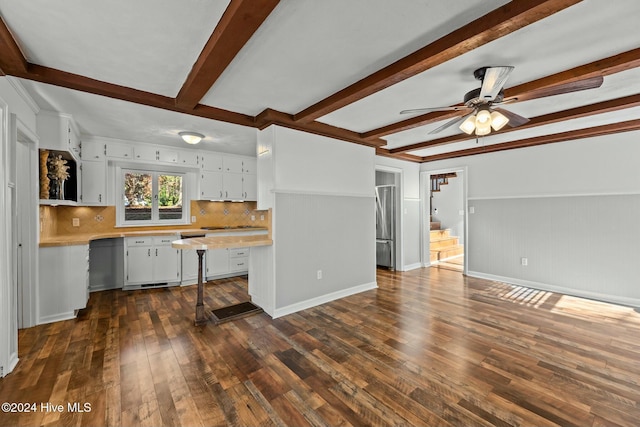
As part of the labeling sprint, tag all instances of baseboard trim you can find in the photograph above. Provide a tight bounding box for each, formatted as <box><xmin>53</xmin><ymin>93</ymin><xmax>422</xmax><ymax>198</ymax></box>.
<box><xmin>467</xmin><ymin>271</ymin><xmax>640</xmax><ymax>308</ymax></box>
<box><xmin>273</xmin><ymin>281</ymin><xmax>378</xmax><ymax>319</ymax></box>
<box><xmin>38</xmin><ymin>311</ymin><xmax>76</xmax><ymax>325</ymax></box>
<box><xmin>402</xmin><ymin>263</ymin><xmax>422</xmax><ymax>271</ymax></box>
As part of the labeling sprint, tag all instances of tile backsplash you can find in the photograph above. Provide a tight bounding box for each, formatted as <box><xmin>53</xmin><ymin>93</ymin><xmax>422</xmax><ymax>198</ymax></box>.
<box><xmin>40</xmin><ymin>201</ymin><xmax>270</xmax><ymax>239</ymax></box>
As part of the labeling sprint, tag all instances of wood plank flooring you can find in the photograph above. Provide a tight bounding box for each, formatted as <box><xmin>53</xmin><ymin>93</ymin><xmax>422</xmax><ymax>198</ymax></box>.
<box><xmin>1</xmin><ymin>269</ymin><xmax>640</xmax><ymax>426</ymax></box>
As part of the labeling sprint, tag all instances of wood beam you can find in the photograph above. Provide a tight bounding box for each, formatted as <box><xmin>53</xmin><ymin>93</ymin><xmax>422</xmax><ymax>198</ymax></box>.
<box><xmin>293</xmin><ymin>0</ymin><xmax>582</xmax><ymax>123</ymax></box>
<box><xmin>391</xmin><ymin>93</ymin><xmax>640</xmax><ymax>154</ymax></box>
<box><xmin>0</xmin><ymin>15</ymin><xmax>28</xmax><ymax>74</ymax></box>
<box><xmin>375</xmin><ymin>147</ymin><xmax>422</xmax><ymax>163</ymax></box>
<box><xmin>254</xmin><ymin>108</ymin><xmax>386</xmax><ymax>148</ymax></box>
<box><xmin>15</xmin><ymin>64</ymin><xmax>256</xmax><ymax>127</ymax></box>
<box><xmin>421</xmin><ymin>118</ymin><xmax>640</xmax><ymax>162</ymax></box>
<box><xmin>175</xmin><ymin>0</ymin><xmax>280</xmax><ymax>110</ymax></box>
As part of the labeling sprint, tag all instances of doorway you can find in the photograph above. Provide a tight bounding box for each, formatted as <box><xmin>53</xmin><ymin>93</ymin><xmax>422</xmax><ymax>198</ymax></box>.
<box><xmin>422</xmin><ymin>167</ymin><xmax>467</xmax><ymax>274</ymax></box>
<box><xmin>375</xmin><ymin>167</ymin><xmax>402</xmax><ymax>271</ymax></box>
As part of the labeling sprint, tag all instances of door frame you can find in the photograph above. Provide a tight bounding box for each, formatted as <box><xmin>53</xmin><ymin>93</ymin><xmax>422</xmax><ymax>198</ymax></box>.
<box><xmin>420</xmin><ymin>166</ymin><xmax>468</xmax><ymax>274</ymax></box>
<box><xmin>375</xmin><ymin>165</ymin><xmax>403</xmax><ymax>270</ymax></box>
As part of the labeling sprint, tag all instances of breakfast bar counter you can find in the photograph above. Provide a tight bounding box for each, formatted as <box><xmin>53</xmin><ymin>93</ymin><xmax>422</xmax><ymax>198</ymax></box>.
<box><xmin>172</xmin><ymin>234</ymin><xmax>273</xmax><ymax>325</ymax></box>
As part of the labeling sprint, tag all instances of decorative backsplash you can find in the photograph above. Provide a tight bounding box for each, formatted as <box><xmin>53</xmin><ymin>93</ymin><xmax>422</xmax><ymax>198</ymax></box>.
<box><xmin>40</xmin><ymin>201</ymin><xmax>270</xmax><ymax>239</ymax></box>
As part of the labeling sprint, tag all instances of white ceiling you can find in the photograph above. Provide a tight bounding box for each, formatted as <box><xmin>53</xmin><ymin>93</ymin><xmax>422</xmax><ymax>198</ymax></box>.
<box><xmin>1</xmin><ymin>0</ymin><xmax>639</xmax><ymax>160</ymax></box>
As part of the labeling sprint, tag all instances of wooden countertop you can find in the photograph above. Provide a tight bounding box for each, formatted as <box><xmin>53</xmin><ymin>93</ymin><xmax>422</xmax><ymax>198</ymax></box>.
<box><xmin>171</xmin><ymin>234</ymin><xmax>273</xmax><ymax>250</ymax></box>
<box><xmin>39</xmin><ymin>227</ymin><xmax>268</xmax><ymax>247</ymax></box>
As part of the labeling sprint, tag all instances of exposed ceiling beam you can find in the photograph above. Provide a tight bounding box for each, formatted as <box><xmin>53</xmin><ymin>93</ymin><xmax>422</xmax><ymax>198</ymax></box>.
<box><xmin>421</xmin><ymin>118</ymin><xmax>640</xmax><ymax>162</ymax></box>
<box><xmin>390</xmin><ymin>93</ymin><xmax>640</xmax><ymax>154</ymax></box>
<box><xmin>375</xmin><ymin>147</ymin><xmax>422</xmax><ymax>163</ymax></box>
<box><xmin>293</xmin><ymin>0</ymin><xmax>583</xmax><ymax>123</ymax></box>
<box><xmin>363</xmin><ymin>46</ymin><xmax>640</xmax><ymax>140</ymax></box>
<box><xmin>255</xmin><ymin>108</ymin><xmax>386</xmax><ymax>147</ymax></box>
<box><xmin>175</xmin><ymin>0</ymin><xmax>280</xmax><ymax>110</ymax></box>
<box><xmin>0</xmin><ymin>15</ymin><xmax>28</xmax><ymax>75</ymax></box>
<box><xmin>16</xmin><ymin>64</ymin><xmax>256</xmax><ymax>127</ymax></box>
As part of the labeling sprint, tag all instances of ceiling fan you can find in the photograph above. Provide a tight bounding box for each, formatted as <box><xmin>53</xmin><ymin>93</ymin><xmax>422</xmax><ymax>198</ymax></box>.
<box><xmin>400</xmin><ymin>66</ymin><xmax>604</xmax><ymax>136</ymax></box>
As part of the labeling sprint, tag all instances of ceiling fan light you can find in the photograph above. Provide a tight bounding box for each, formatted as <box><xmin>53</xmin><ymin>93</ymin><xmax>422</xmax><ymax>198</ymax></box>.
<box><xmin>475</xmin><ymin>108</ymin><xmax>491</xmax><ymax>125</ymax></box>
<box><xmin>490</xmin><ymin>111</ymin><xmax>509</xmax><ymax>131</ymax></box>
<box><xmin>179</xmin><ymin>131</ymin><xmax>204</xmax><ymax>145</ymax></box>
<box><xmin>459</xmin><ymin>115</ymin><xmax>476</xmax><ymax>134</ymax></box>
<box><xmin>475</xmin><ymin>122</ymin><xmax>491</xmax><ymax>136</ymax></box>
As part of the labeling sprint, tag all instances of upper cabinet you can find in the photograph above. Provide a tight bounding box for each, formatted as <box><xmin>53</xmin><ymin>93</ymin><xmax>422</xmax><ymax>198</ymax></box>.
<box><xmin>37</xmin><ymin>110</ymin><xmax>81</xmax><ymax>160</ymax></box>
<box><xmin>201</xmin><ymin>152</ymin><xmax>223</xmax><ymax>172</ymax></box>
<box><xmin>223</xmin><ymin>156</ymin><xmax>244</xmax><ymax>174</ymax></box>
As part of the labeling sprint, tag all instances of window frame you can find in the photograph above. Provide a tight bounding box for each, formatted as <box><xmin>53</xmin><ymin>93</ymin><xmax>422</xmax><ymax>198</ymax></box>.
<box><xmin>116</xmin><ymin>166</ymin><xmax>190</xmax><ymax>227</ymax></box>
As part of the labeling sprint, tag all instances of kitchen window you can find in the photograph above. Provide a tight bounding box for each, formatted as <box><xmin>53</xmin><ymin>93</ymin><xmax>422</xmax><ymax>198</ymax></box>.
<box><xmin>117</xmin><ymin>168</ymin><xmax>189</xmax><ymax>226</ymax></box>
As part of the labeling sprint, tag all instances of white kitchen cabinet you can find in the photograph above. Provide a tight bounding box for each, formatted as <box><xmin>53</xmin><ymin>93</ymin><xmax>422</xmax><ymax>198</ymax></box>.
<box><xmin>243</xmin><ymin>174</ymin><xmax>257</xmax><ymax>201</ymax></box>
<box><xmin>206</xmin><ymin>248</ymin><xmax>229</xmax><ymax>277</ymax></box>
<box><xmin>223</xmin><ymin>156</ymin><xmax>244</xmax><ymax>173</ymax></box>
<box><xmin>201</xmin><ymin>152</ymin><xmax>223</xmax><ymax>171</ymax></box>
<box><xmin>223</xmin><ymin>172</ymin><xmax>244</xmax><ymax>200</ymax></box>
<box><xmin>80</xmin><ymin>160</ymin><xmax>106</xmax><ymax>205</ymax></box>
<box><xmin>105</xmin><ymin>141</ymin><xmax>133</xmax><ymax>159</ymax></box>
<box><xmin>229</xmin><ymin>247</ymin><xmax>249</xmax><ymax>272</ymax></box>
<box><xmin>180</xmin><ymin>150</ymin><xmax>199</xmax><ymax>167</ymax></box>
<box><xmin>133</xmin><ymin>145</ymin><xmax>158</xmax><ymax>162</ymax></box>
<box><xmin>124</xmin><ymin>235</ymin><xmax>181</xmax><ymax>288</ymax></box>
<box><xmin>158</xmin><ymin>148</ymin><xmax>179</xmax><ymax>163</ymax></box>
<box><xmin>38</xmin><ymin>244</ymin><xmax>89</xmax><ymax>324</ymax></box>
<box><xmin>37</xmin><ymin>111</ymin><xmax>81</xmax><ymax>160</ymax></box>
<box><xmin>200</xmin><ymin>171</ymin><xmax>224</xmax><ymax>200</ymax></box>
<box><xmin>81</xmin><ymin>140</ymin><xmax>105</xmax><ymax>161</ymax></box>
<box><xmin>242</xmin><ymin>157</ymin><xmax>257</xmax><ymax>174</ymax></box>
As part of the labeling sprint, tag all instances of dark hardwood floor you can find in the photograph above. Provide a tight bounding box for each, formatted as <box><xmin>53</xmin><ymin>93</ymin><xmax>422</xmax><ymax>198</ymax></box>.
<box><xmin>1</xmin><ymin>268</ymin><xmax>640</xmax><ymax>426</ymax></box>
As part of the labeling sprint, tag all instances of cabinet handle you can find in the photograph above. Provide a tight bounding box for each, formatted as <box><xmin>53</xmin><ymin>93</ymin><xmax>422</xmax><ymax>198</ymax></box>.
<box><xmin>99</xmin><ymin>194</ymin><xmax>102</xmax><ymax>203</ymax></box>
<box><xmin>220</xmin><ymin>190</ymin><xmax>222</xmax><ymax>197</ymax></box>
<box><xmin>148</xmin><ymin>249</ymin><xmax>151</xmax><ymax>257</ymax></box>
<box><xmin>156</xmin><ymin>248</ymin><xmax>158</xmax><ymax>256</ymax></box>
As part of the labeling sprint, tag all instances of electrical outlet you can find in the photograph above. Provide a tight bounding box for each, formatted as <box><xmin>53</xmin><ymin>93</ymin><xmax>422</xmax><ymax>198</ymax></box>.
<box><xmin>72</xmin><ymin>218</ymin><xmax>80</xmax><ymax>227</ymax></box>
<box><xmin>317</xmin><ymin>270</ymin><xmax>322</xmax><ymax>280</ymax></box>
<box><xmin>260</xmin><ymin>214</ymin><xmax>265</xmax><ymax>221</ymax></box>
<box><xmin>191</xmin><ymin>216</ymin><xmax>196</xmax><ymax>222</ymax></box>
<box><xmin>521</xmin><ymin>257</ymin><xmax>528</xmax><ymax>266</ymax></box>
<box><xmin>251</xmin><ymin>215</ymin><xmax>255</xmax><ymax>221</ymax></box>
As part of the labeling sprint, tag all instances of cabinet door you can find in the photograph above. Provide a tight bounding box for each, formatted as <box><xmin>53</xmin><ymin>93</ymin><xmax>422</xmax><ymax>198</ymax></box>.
<box><xmin>105</xmin><ymin>142</ymin><xmax>133</xmax><ymax>159</ymax></box>
<box><xmin>81</xmin><ymin>160</ymin><xmax>106</xmax><ymax>205</ymax></box>
<box><xmin>223</xmin><ymin>173</ymin><xmax>244</xmax><ymax>199</ymax></box>
<box><xmin>81</xmin><ymin>141</ymin><xmax>105</xmax><ymax>160</ymax></box>
<box><xmin>180</xmin><ymin>150</ymin><xmax>199</xmax><ymax>167</ymax></box>
<box><xmin>206</xmin><ymin>248</ymin><xmax>228</xmax><ymax>276</ymax></box>
<box><xmin>200</xmin><ymin>171</ymin><xmax>223</xmax><ymax>199</ymax></box>
<box><xmin>242</xmin><ymin>157</ymin><xmax>257</xmax><ymax>174</ymax></box>
<box><xmin>201</xmin><ymin>153</ymin><xmax>223</xmax><ymax>172</ymax></box>
<box><xmin>154</xmin><ymin>246</ymin><xmax>180</xmax><ymax>282</ymax></box>
<box><xmin>223</xmin><ymin>156</ymin><xmax>243</xmax><ymax>174</ymax></box>
<box><xmin>126</xmin><ymin>246</ymin><xmax>154</xmax><ymax>283</ymax></box>
<box><xmin>243</xmin><ymin>175</ymin><xmax>257</xmax><ymax>201</ymax></box>
<box><xmin>134</xmin><ymin>145</ymin><xmax>157</xmax><ymax>161</ymax></box>
<box><xmin>158</xmin><ymin>148</ymin><xmax>179</xmax><ymax>163</ymax></box>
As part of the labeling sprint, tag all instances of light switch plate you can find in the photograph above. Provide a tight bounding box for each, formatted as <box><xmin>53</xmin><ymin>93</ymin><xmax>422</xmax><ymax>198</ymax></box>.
<box><xmin>72</xmin><ymin>218</ymin><xmax>80</xmax><ymax>227</ymax></box>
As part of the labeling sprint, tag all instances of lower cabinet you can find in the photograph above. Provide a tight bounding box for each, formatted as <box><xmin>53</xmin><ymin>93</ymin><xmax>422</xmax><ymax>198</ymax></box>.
<box><xmin>38</xmin><ymin>244</ymin><xmax>89</xmax><ymax>324</ymax></box>
<box><xmin>124</xmin><ymin>235</ymin><xmax>181</xmax><ymax>289</ymax></box>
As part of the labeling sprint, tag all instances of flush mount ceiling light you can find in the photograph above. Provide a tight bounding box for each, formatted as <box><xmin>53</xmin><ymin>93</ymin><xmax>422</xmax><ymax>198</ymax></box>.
<box><xmin>459</xmin><ymin>105</ymin><xmax>509</xmax><ymax>136</ymax></box>
<box><xmin>179</xmin><ymin>131</ymin><xmax>204</xmax><ymax>145</ymax></box>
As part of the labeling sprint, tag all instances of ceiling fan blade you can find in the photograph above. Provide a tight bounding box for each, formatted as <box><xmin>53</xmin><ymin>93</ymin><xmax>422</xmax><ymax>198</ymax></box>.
<box><xmin>428</xmin><ymin>112</ymin><xmax>473</xmax><ymax>134</ymax></box>
<box><xmin>504</xmin><ymin>76</ymin><xmax>604</xmax><ymax>103</ymax></box>
<box><xmin>493</xmin><ymin>107</ymin><xmax>530</xmax><ymax>127</ymax></box>
<box><xmin>400</xmin><ymin>106</ymin><xmax>467</xmax><ymax>114</ymax></box>
<box><xmin>479</xmin><ymin>66</ymin><xmax>514</xmax><ymax>102</ymax></box>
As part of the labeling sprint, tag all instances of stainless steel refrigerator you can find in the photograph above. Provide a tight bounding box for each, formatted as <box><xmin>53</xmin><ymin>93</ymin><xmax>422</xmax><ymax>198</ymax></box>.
<box><xmin>375</xmin><ymin>185</ymin><xmax>395</xmax><ymax>270</ymax></box>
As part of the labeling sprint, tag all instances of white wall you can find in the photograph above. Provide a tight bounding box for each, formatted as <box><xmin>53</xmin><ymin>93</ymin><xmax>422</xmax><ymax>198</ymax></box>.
<box><xmin>431</xmin><ymin>174</ymin><xmax>464</xmax><ymax>244</ymax></box>
<box><xmin>422</xmin><ymin>131</ymin><xmax>640</xmax><ymax>306</ymax></box>
<box><xmin>255</xmin><ymin>126</ymin><xmax>376</xmax><ymax>317</ymax></box>
<box><xmin>375</xmin><ymin>156</ymin><xmax>421</xmax><ymax>270</ymax></box>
